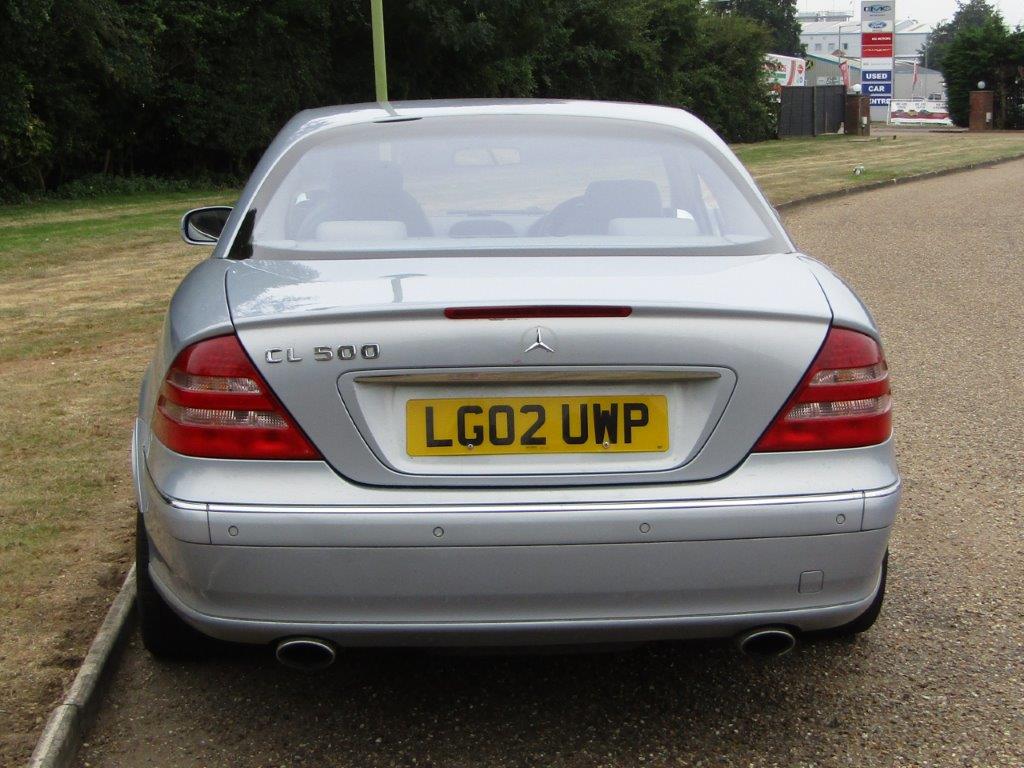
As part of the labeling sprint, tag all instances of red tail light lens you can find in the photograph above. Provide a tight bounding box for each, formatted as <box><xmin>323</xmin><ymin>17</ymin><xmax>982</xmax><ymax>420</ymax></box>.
<box><xmin>754</xmin><ymin>327</ymin><xmax>892</xmax><ymax>452</ymax></box>
<box><xmin>152</xmin><ymin>335</ymin><xmax>321</xmax><ymax>459</ymax></box>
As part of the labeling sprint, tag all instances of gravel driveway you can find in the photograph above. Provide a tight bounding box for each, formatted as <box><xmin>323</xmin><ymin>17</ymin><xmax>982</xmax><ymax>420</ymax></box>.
<box><xmin>77</xmin><ymin>161</ymin><xmax>1024</xmax><ymax>768</ymax></box>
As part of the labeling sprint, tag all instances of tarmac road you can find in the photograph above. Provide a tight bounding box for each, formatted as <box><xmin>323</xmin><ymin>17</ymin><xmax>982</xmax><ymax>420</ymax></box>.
<box><xmin>77</xmin><ymin>160</ymin><xmax>1024</xmax><ymax>768</ymax></box>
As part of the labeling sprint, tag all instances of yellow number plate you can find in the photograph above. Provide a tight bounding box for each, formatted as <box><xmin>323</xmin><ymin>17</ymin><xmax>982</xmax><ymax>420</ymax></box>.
<box><xmin>406</xmin><ymin>395</ymin><xmax>669</xmax><ymax>456</ymax></box>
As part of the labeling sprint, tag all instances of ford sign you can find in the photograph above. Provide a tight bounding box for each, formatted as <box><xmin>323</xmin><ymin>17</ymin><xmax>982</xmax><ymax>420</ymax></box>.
<box><xmin>868</xmin><ymin>21</ymin><xmax>888</xmax><ymax>29</ymax></box>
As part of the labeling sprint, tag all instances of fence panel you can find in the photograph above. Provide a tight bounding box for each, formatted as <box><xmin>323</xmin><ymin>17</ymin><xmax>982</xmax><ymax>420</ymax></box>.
<box><xmin>997</xmin><ymin>84</ymin><xmax>1024</xmax><ymax>130</ymax></box>
<box><xmin>779</xmin><ymin>86</ymin><xmax>847</xmax><ymax>137</ymax></box>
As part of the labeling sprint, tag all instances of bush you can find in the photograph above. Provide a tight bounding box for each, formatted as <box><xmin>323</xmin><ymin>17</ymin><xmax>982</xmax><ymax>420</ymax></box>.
<box><xmin>51</xmin><ymin>175</ymin><xmax>198</xmax><ymax>199</ymax></box>
<box><xmin>0</xmin><ymin>174</ymin><xmax>239</xmax><ymax>204</ymax></box>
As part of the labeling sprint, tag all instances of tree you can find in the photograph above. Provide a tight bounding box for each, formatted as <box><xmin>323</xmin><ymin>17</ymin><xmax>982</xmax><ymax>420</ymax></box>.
<box><xmin>382</xmin><ymin>0</ymin><xmax>778</xmax><ymax>141</ymax></box>
<box><xmin>0</xmin><ymin>0</ymin><xmax>781</xmax><ymax>198</ymax></box>
<box><xmin>920</xmin><ymin>0</ymin><xmax>1002</xmax><ymax>73</ymax></box>
<box><xmin>0</xmin><ymin>0</ymin><xmax>160</xmax><ymax>192</ymax></box>
<box><xmin>150</xmin><ymin>0</ymin><xmax>338</xmax><ymax>177</ymax></box>
<box><xmin>0</xmin><ymin>0</ymin><xmax>52</xmax><ymax>193</ymax></box>
<box><xmin>659</xmin><ymin>5</ymin><xmax>778</xmax><ymax>141</ymax></box>
<box><xmin>708</xmin><ymin>0</ymin><xmax>803</xmax><ymax>57</ymax></box>
<box><xmin>941</xmin><ymin>14</ymin><xmax>1024</xmax><ymax>126</ymax></box>
<box><xmin>31</xmin><ymin>0</ymin><xmax>161</xmax><ymax>182</ymax></box>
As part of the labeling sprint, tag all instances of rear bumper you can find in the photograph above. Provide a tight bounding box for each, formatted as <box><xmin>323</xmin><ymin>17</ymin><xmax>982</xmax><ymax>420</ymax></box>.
<box><xmin>140</xmin><ymin>460</ymin><xmax>899</xmax><ymax>646</ymax></box>
<box><xmin>149</xmin><ymin>530</ymin><xmax>889</xmax><ymax>646</ymax></box>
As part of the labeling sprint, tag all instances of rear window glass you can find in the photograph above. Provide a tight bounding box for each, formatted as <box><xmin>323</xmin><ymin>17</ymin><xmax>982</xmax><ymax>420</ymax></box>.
<box><xmin>246</xmin><ymin>115</ymin><xmax>786</xmax><ymax>257</ymax></box>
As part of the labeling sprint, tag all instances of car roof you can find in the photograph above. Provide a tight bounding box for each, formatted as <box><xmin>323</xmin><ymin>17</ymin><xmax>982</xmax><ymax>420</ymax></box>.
<box><xmin>279</xmin><ymin>99</ymin><xmax>722</xmax><ymax>148</ymax></box>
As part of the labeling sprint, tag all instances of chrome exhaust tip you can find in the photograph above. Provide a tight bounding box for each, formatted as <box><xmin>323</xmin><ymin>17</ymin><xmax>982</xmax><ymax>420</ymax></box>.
<box><xmin>736</xmin><ymin>627</ymin><xmax>797</xmax><ymax>659</ymax></box>
<box><xmin>275</xmin><ymin>637</ymin><xmax>337</xmax><ymax>670</ymax></box>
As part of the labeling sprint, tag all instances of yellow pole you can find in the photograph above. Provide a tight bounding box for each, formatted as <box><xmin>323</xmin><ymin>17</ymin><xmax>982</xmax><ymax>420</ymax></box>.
<box><xmin>371</xmin><ymin>0</ymin><xmax>388</xmax><ymax>103</ymax></box>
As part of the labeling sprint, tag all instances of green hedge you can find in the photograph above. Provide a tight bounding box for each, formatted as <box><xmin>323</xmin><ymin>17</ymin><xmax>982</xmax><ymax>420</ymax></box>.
<box><xmin>1</xmin><ymin>0</ymin><xmax>781</xmax><ymax>199</ymax></box>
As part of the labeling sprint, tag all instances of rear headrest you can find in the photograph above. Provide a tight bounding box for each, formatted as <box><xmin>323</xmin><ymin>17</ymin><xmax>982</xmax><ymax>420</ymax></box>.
<box><xmin>584</xmin><ymin>179</ymin><xmax>663</xmax><ymax>218</ymax></box>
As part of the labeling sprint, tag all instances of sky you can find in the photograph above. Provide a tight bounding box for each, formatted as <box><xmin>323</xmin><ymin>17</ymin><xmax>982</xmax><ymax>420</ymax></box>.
<box><xmin>796</xmin><ymin>0</ymin><xmax>1024</xmax><ymax>26</ymax></box>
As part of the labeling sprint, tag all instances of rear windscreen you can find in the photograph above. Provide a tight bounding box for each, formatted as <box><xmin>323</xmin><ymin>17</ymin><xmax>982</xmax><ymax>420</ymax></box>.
<box><xmin>246</xmin><ymin>115</ymin><xmax>787</xmax><ymax>257</ymax></box>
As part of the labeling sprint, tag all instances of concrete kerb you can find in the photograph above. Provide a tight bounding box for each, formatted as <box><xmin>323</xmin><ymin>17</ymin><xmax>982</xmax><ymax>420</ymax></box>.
<box><xmin>27</xmin><ymin>564</ymin><xmax>136</xmax><ymax>768</ymax></box>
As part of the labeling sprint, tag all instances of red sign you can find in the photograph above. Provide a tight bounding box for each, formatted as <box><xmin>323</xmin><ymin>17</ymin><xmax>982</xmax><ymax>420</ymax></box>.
<box><xmin>861</xmin><ymin>32</ymin><xmax>893</xmax><ymax>46</ymax></box>
<box><xmin>862</xmin><ymin>31</ymin><xmax>893</xmax><ymax>58</ymax></box>
<box><xmin>863</xmin><ymin>44</ymin><xmax>894</xmax><ymax>57</ymax></box>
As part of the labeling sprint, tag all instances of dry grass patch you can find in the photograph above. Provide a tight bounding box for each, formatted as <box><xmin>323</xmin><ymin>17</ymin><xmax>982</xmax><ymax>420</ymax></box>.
<box><xmin>0</xmin><ymin>192</ymin><xmax>225</xmax><ymax>763</ymax></box>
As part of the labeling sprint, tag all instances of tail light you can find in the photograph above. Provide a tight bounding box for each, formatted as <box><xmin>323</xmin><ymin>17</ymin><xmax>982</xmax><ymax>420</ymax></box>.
<box><xmin>754</xmin><ymin>327</ymin><xmax>891</xmax><ymax>452</ymax></box>
<box><xmin>152</xmin><ymin>335</ymin><xmax>321</xmax><ymax>460</ymax></box>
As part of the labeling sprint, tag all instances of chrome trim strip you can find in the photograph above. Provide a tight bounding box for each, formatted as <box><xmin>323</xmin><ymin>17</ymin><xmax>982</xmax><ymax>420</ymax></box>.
<box><xmin>354</xmin><ymin>369</ymin><xmax>722</xmax><ymax>385</ymax></box>
<box><xmin>170</xmin><ymin>498</ymin><xmax>208</xmax><ymax>512</ymax></box>
<box><xmin>149</xmin><ymin>470</ymin><xmax>209</xmax><ymax>512</ymax></box>
<box><xmin>201</xmin><ymin>486</ymin><xmax>893</xmax><ymax>516</ymax></box>
<box><xmin>863</xmin><ymin>479</ymin><xmax>901</xmax><ymax>499</ymax></box>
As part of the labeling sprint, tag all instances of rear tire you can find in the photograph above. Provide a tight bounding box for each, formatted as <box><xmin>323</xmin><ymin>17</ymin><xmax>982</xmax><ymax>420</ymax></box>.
<box><xmin>829</xmin><ymin>550</ymin><xmax>888</xmax><ymax>637</ymax></box>
<box><xmin>136</xmin><ymin>513</ymin><xmax>210</xmax><ymax>660</ymax></box>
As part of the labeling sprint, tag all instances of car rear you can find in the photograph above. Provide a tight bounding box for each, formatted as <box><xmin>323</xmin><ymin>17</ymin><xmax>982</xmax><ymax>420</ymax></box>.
<box><xmin>134</xmin><ymin>101</ymin><xmax>899</xmax><ymax>657</ymax></box>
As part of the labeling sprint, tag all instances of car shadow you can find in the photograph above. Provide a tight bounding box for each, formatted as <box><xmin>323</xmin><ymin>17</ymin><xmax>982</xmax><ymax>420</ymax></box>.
<box><xmin>127</xmin><ymin>632</ymin><xmax>868</xmax><ymax>765</ymax></box>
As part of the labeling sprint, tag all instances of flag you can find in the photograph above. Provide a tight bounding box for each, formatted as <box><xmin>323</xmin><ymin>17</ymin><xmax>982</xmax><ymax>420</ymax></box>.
<box><xmin>913</xmin><ymin>63</ymin><xmax>920</xmax><ymax>87</ymax></box>
<box><xmin>840</xmin><ymin>60</ymin><xmax>850</xmax><ymax>88</ymax></box>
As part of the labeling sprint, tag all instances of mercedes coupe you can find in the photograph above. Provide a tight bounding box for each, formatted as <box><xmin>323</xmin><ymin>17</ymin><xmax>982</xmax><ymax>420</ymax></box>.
<box><xmin>133</xmin><ymin>100</ymin><xmax>900</xmax><ymax>666</ymax></box>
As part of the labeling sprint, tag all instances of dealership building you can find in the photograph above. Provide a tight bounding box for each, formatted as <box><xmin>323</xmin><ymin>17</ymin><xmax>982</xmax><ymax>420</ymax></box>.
<box><xmin>799</xmin><ymin>13</ymin><xmax>933</xmax><ymax>65</ymax></box>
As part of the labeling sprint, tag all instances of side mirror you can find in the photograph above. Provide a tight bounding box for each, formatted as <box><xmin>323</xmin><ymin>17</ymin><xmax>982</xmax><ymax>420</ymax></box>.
<box><xmin>181</xmin><ymin>206</ymin><xmax>233</xmax><ymax>245</ymax></box>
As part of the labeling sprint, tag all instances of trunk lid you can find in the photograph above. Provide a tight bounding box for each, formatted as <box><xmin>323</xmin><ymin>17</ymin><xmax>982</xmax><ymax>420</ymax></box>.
<box><xmin>227</xmin><ymin>253</ymin><xmax>831</xmax><ymax>487</ymax></box>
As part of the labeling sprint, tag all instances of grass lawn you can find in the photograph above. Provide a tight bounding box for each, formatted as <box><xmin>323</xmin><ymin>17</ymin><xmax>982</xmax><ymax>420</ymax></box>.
<box><xmin>2</xmin><ymin>131</ymin><xmax>1023</xmax><ymax>763</ymax></box>
<box><xmin>0</xmin><ymin>187</ymin><xmax>234</xmax><ymax>762</ymax></box>
<box><xmin>734</xmin><ymin>131</ymin><xmax>1024</xmax><ymax>205</ymax></box>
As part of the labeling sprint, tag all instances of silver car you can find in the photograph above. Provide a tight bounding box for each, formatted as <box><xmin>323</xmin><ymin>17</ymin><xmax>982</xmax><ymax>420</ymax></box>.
<box><xmin>134</xmin><ymin>100</ymin><xmax>899</xmax><ymax>667</ymax></box>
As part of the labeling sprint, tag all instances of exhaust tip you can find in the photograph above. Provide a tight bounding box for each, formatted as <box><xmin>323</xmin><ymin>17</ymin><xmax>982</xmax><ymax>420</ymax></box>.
<box><xmin>275</xmin><ymin>637</ymin><xmax>337</xmax><ymax>671</ymax></box>
<box><xmin>737</xmin><ymin>627</ymin><xmax>797</xmax><ymax>659</ymax></box>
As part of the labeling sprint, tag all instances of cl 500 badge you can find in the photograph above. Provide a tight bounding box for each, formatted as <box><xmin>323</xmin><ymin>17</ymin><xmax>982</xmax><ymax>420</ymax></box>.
<box><xmin>265</xmin><ymin>344</ymin><xmax>380</xmax><ymax>363</ymax></box>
